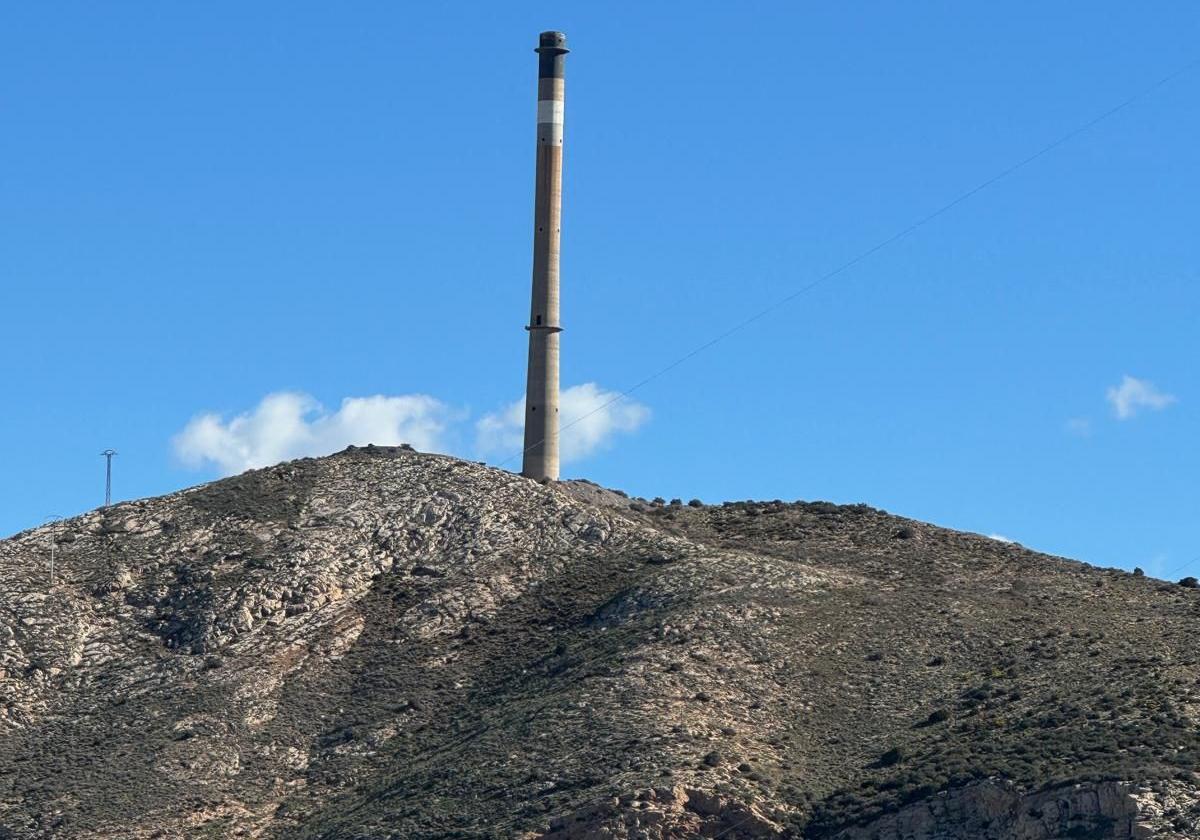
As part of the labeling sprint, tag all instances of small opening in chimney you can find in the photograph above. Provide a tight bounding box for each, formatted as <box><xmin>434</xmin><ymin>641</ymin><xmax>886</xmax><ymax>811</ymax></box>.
<box><xmin>536</xmin><ymin>315</ymin><xmax>542</xmax><ymax>325</ymax></box>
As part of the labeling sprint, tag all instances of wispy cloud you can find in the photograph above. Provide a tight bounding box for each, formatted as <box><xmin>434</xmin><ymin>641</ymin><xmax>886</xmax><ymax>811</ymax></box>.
<box><xmin>475</xmin><ymin>383</ymin><xmax>650</xmax><ymax>464</ymax></box>
<box><xmin>1064</xmin><ymin>417</ymin><xmax>1092</xmax><ymax>437</ymax></box>
<box><xmin>173</xmin><ymin>392</ymin><xmax>455</xmax><ymax>475</ymax></box>
<box><xmin>1142</xmin><ymin>553</ymin><xmax>1172</xmax><ymax>579</ymax></box>
<box><xmin>1106</xmin><ymin>375</ymin><xmax>1176</xmax><ymax>420</ymax></box>
<box><xmin>988</xmin><ymin>533</ymin><xmax>1015</xmax><ymax>544</ymax></box>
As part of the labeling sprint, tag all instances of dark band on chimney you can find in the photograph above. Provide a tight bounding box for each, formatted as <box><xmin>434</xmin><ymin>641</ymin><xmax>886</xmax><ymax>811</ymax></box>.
<box><xmin>536</xmin><ymin>31</ymin><xmax>568</xmax><ymax>78</ymax></box>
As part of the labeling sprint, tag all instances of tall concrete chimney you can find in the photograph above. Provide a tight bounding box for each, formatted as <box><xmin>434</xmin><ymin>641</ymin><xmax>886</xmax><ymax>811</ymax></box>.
<box><xmin>522</xmin><ymin>31</ymin><xmax>568</xmax><ymax>481</ymax></box>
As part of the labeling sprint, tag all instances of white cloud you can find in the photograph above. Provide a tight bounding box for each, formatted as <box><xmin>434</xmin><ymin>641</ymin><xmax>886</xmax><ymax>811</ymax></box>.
<box><xmin>174</xmin><ymin>383</ymin><xmax>650</xmax><ymax>476</ymax></box>
<box><xmin>988</xmin><ymin>533</ymin><xmax>1015</xmax><ymax>544</ymax></box>
<box><xmin>173</xmin><ymin>391</ymin><xmax>454</xmax><ymax>475</ymax></box>
<box><xmin>475</xmin><ymin>382</ymin><xmax>650</xmax><ymax>464</ymax></box>
<box><xmin>1106</xmin><ymin>375</ymin><xmax>1176</xmax><ymax>420</ymax></box>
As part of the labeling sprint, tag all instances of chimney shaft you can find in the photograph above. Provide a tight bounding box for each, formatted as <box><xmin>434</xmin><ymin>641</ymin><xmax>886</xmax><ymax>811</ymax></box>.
<box><xmin>522</xmin><ymin>31</ymin><xmax>568</xmax><ymax>481</ymax></box>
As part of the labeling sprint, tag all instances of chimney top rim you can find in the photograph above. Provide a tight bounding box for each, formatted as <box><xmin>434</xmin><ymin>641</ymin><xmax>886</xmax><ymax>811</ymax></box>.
<box><xmin>536</xmin><ymin>31</ymin><xmax>568</xmax><ymax>54</ymax></box>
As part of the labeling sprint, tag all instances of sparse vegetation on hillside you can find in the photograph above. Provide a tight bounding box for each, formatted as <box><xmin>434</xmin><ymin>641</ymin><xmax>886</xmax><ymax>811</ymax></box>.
<box><xmin>1</xmin><ymin>448</ymin><xmax>1197</xmax><ymax>839</ymax></box>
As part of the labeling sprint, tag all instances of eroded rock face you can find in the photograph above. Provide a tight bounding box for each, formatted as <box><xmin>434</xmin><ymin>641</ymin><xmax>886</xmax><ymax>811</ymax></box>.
<box><xmin>1</xmin><ymin>447</ymin><xmax>1198</xmax><ymax>838</ymax></box>
<box><xmin>531</xmin><ymin>785</ymin><xmax>786</xmax><ymax>839</ymax></box>
<box><xmin>830</xmin><ymin>780</ymin><xmax>1145</xmax><ymax>840</ymax></box>
<box><xmin>524</xmin><ymin>780</ymin><xmax>1200</xmax><ymax>840</ymax></box>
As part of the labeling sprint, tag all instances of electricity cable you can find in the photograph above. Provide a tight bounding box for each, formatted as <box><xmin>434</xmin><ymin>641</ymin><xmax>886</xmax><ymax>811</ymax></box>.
<box><xmin>499</xmin><ymin>56</ymin><xmax>1199</xmax><ymax>472</ymax></box>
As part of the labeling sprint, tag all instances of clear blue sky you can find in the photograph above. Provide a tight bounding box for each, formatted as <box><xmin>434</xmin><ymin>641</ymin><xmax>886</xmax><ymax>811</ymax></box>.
<box><xmin>2</xmin><ymin>3</ymin><xmax>1196</xmax><ymax>577</ymax></box>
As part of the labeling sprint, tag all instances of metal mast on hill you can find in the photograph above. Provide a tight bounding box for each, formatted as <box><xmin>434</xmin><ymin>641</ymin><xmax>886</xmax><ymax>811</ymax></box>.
<box><xmin>101</xmin><ymin>449</ymin><xmax>116</xmax><ymax>508</ymax></box>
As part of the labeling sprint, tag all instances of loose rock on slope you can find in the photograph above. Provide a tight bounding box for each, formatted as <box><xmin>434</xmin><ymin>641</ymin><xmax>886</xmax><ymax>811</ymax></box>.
<box><xmin>1</xmin><ymin>447</ymin><xmax>1197</xmax><ymax>838</ymax></box>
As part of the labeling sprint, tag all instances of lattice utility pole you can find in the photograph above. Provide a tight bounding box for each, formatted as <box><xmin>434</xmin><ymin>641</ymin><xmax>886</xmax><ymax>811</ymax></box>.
<box><xmin>101</xmin><ymin>449</ymin><xmax>117</xmax><ymax>508</ymax></box>
<box><xmin>43</xmin><ymin>515</ymin><xmax>63</xmax><ymax>586</ymax></box>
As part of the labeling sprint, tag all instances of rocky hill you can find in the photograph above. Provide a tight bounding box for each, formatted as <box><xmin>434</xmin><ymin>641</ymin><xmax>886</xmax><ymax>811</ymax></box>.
<box><xmin>1</xmin><ymin>446</ymin><xmax>1198</xmax><ymax>839</ymax></box>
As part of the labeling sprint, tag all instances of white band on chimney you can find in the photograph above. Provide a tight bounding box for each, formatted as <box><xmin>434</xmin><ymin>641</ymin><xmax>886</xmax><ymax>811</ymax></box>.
<box><xmin>537</xmin><ymin>99</ymin><xmax>564</xmax><ymax>124</ymax></box>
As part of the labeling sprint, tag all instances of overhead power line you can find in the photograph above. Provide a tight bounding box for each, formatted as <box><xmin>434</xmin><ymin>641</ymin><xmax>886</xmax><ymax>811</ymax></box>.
<box><xmin>500</xmin><ymin>55</ymin><xmax>1200</xmax><ymax>470</ymax></box>
<box><xmin>1159</xmin><ymin>555</ymin><xmax>1200</xmax><ymax>581</ymax></box>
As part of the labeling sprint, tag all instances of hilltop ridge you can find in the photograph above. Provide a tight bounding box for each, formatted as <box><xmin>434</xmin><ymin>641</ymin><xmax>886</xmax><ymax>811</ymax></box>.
<box><xmin>1</xmin><ymin>446</ymin><xmax>1197</xmax><ymax>838</ymax></box>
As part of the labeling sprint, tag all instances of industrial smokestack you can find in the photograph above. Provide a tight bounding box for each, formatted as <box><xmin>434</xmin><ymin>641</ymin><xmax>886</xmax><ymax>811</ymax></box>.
<box><xmin>521</xmin><ymin>31</ymin><xmax>568</xmax><ymax>482</ymax></box>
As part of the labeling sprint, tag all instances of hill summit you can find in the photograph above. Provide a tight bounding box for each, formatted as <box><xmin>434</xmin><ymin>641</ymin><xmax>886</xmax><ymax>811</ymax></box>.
<box><xmin>1</xmin><ymin>446</ymin><xmax>1198</xmax><ymax>838</ymax></box>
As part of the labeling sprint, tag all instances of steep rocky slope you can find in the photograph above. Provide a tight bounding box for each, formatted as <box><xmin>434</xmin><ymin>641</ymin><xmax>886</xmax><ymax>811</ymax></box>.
<box><xmin>1</xmin><ymin>446</ymin><xmax>1197</xmax><ymax>838</ymax></box>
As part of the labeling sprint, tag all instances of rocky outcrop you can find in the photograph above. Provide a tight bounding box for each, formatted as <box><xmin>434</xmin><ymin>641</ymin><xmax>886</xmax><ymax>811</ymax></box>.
<box><xmin>523</xmin><ymin>780</ymin><xmax>1200</xmax><ymax>839</ymax></box>
<box><xmin>1</xmin><ymin>446</ymin><xmax>1198</xmax><ymax>838</ymax></box>
<box><xmin>531</xmin><ymin>785</ymin><xmax>787</xmax><ymax>839</ymax></box>
<box><xmin>829</xmin><ymin>780</ymin><xmax>1152</xmax><ymax>840</ymax></box>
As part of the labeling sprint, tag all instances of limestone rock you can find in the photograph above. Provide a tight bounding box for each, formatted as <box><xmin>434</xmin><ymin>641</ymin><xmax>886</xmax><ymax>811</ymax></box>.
<box><xmin>0</xmin><ymin>447</ymin><xmax>1196</xmax><ymax>838</ymax></box>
